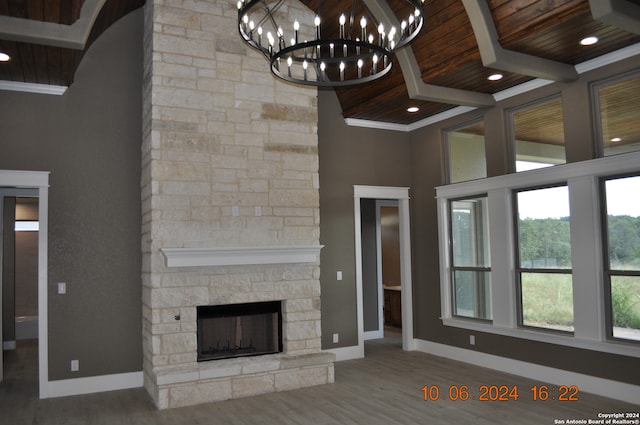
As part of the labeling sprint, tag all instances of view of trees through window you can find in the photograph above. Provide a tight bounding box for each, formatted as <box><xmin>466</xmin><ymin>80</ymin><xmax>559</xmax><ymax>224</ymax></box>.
<box><xmin>604</xmin><ymin>175</ymin><xmax>640</xmax><ymax>341</ymax></box>
<box><xmin>516</xmin><ymin>186</ymin><xmax>573</xmax><ymax>332</ymax></box>
<box><xmin>450</xmin><ymin>197</ymin><xmax>492</xmax><ymax>320</ymax></box>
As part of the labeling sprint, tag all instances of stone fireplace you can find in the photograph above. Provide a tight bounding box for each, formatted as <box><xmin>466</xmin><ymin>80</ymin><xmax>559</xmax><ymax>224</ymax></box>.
<box><xmin>141</xmin><ymin>247</ymin><xmax>333</xmax><ymax>409</ymax></box>
<box><xmin>140</xmin><ymin>0</ymin><xmax>332</xmax><ymax>410</ymax></box>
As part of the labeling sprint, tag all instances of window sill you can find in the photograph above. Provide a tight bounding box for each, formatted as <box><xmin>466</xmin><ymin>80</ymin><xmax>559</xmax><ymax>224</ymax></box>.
<box><xmin>442</xmin><ymin>317</ymin><xmax>640</xmax><ymax>358</ymax></box>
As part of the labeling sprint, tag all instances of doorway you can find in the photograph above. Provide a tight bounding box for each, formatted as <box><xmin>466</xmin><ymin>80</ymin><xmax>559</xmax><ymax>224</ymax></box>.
<box><xmin>353</xmin><ymin>185</ymin><xmax>414</xmax><ymax>356</ymax></box>
<box><xmin>2</xmin><ymin>195</ymin><xmax>39</xmax><ymax>394</ymax></box>
<box><xmin>362</xmin><ymin>199</ymin><xmax>402</xmax><ymax>340</ymax></box>
<box><xmin>0</xmin><ymin>170</ymin><xmax>49</xmax><ymax>398</ymax></box>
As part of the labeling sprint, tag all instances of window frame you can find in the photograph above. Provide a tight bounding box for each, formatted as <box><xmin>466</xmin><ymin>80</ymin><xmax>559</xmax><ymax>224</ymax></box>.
<box><xmin>513</xmin><ymin>183</ymin><xmax>574</xmax><ymax>334</ymax></box>
<box><xmin>436</xmin><ymin>151</ymin><xmax>640</xmax><ymax>358</ymax></box>
<box><xmin>443</xmin><ymin>118</ymin><xmax>487</xmax><ymax>184</ymax></box>
<box><xmin>448</xmin><ymin>195</ymin><xmax>492</xmax><ymax>321</ymax></box>
<box><xmin>592</xmin><ymin>69</ymin><xmax>640</xmax><ymax>158</ymax></box>
<box><xmin>599</xmin><ymin>173</ymin><xmax>640</xmax><ymax>342</ymax></box>
<box><xmin>507</xmin><ymin>94</ymin><xmax>566</xmax><ymax>172</ymax></box>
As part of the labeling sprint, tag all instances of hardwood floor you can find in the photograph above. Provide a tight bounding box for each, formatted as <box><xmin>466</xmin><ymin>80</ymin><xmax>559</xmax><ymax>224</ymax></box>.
<box><xmin>1</xmin><ymin>337</ymin><xmax>638</xmax><ymax>424</ymax></box>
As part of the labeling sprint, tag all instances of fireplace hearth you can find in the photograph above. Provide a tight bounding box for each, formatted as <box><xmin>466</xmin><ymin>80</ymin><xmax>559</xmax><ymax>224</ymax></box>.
<box><xmin>197</xmin><ymin>301</ymin><xmax>282</xmax><ymax>362</ymax></box>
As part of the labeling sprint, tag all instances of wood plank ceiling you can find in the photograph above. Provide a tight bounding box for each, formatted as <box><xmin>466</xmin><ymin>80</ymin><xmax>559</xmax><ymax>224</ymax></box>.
<box><xmin>0</xmin><ymin>0</ymin><xmax>144</xmax><ymax>86</ymax></box>
<box><xmin>0</xmin><ymin>0</ymin><xmax>639</xmax><ymax>129</ymax></box>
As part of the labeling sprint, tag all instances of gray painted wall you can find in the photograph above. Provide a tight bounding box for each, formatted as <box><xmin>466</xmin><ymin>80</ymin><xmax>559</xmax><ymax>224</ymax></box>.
<box><xmin>318</xmin><ymin>88</ymin><xmax>412</xmax><ymax>348</ymax></box>
<box><xmin>0</xmin><ymin>9</ymin><xmax>143</xmax><ymax>380</ymax></box>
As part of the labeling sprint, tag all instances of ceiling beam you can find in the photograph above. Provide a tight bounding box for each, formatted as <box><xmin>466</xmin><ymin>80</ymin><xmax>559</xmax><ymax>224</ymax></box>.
<box><xmin>0</xmin><ymin>0</ymin><xmax>107</xmax><ymax>50</ymax></box>
<box><xmin>396</xmin><ymin>48</ymin><xmax>495</xmax><ymax>107</ymax></box>
<box><xmin>589</xmin><ymin>0</ymin><xmax>640</xmax><ymax>35</ymax></box>
<box><xmin>462</xmin><ymin>0</ymin><xmax>578</xmax><ymax>83</ymax></box>
<box><xmin>362</xmin><ymin>0</ymin><xmax>495</xmax><ymax>107</ymax></box>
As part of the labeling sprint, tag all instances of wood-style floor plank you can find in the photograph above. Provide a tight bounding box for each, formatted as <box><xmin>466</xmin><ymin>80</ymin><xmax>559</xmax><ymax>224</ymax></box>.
<box><xmin>1</xmin><ymin>337</ymin><xmax>638</xmax><ymax>424</ymax></box>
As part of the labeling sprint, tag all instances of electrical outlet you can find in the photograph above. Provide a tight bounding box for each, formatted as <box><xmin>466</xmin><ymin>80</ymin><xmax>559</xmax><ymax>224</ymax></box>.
<box><xmin>332</xmin><ymin>333</ymin><xmax>339</xmax><ymax>343</ymax></box>
<box><xmin>71</xmin><ymin>359</ymin><xmax>79</xmax><ymax>372</ymax></box>
<box><xmin>469</xmin><ymin>335</ymin><xmax>475</xmax><ymax>345</ymax></box>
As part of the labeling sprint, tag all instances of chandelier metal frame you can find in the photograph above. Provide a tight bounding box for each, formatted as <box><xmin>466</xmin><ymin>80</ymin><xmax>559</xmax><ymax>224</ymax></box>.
<box><xmin>237</xmin><ymin>0</ymin><xmax>424</xmax><ymax>87</ymax></box>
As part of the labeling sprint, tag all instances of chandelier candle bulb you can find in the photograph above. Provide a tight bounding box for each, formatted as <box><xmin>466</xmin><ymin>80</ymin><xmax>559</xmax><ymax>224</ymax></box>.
<box><xmin>357</xmin><ymin>59</ymin><xmax>363</xmax><ymax>78</ymax></box>
<box><xmin>315</xmin><ymin>16</ymin><xmax>321</xmax><ymax>39</ymax></box>
<box><xmin>360</xmin><ymin>17</ymin><xmax>367</xmax><ymax>42</ymax></box>
<box><xmin>330</xmin><ymin>43</ymin><xmax>334</xmax><ymax>58</ymax></box>
<box><xmin>294</xmin><ymin>21</ymin><xmax>299</xmax><ymax>44</ymax></box>
<box><xmin>339</xmin><ymin>14</ymin><xmax>346</xmax><ymax>38</ymax></box>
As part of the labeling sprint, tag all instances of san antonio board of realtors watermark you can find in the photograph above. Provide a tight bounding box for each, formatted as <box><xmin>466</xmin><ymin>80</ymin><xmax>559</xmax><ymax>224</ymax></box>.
<box><xmin>553</xmin><ymin>412</ymin><xmax>640</xmax><ymax>424</ymax></box>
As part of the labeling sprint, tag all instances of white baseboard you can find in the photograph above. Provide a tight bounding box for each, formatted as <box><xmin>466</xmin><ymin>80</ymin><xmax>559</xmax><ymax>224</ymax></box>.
<box><xmin>325</xmin><ymin>344</ymin><xmax>364</xmax><ymax>362</ymax></box>
<box><xmin>414</xmin><ymin>339</ymin><xmax>640</xmax><ymax>406</ymax></box>
<box><xmin>3</xmin><ymin>340</ymin><xmax>16</xmax><ymax>350</ymax></box>
<box><xmin>42</xmin><ymin>371</ymin><xmax>143</xmax><ymax>399</ymax></box>
<box><xmin>364</xmin><ymin>330</ymin><xmax>384</xmax><ymax>340</ymax></box>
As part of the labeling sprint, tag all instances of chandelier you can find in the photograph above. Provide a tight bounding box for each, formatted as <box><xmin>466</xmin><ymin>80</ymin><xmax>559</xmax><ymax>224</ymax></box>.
<box><xmin>237</xmin><ymin>0</ymin><xmax>424</xmax><ymax>87</ymax></box>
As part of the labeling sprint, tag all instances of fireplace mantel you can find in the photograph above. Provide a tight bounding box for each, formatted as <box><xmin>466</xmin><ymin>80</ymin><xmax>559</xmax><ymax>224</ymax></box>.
<box><xmin>160</xmin><ymin>245</ymin><xmax>323</xmax><ymax>268</ymax></box>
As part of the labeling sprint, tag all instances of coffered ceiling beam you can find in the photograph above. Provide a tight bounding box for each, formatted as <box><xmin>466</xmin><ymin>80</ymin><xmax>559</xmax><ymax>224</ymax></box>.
<box><xmin>590</xmin><ymin>0</ymin><xmax>640</xmax><ymax>35</ymax></box>
<box><xmin>396</xmin><ymin>48</ymin><xmax>496</xmax><ymax>107</ymax></box>
<box><xmin>462</xmin><ymin>0</ymin><xmax>578</xmax><ymax>83</ymax></box>
<box><xmin>0</xmin><ymin>0</ymin><xmax>106</xmax><ymax>50</ymax></box>
<box><xmin>363</xmin><ymin>0</ymin><xmax>495</xmax><ymax>108</ymax></box>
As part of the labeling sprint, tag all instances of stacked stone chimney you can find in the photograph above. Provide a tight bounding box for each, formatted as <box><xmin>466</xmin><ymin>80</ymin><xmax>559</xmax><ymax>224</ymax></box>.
<box><xmin>140</xmin><ymin>0</ymin><xmax>333</xmax><ymax>409</ymax></box>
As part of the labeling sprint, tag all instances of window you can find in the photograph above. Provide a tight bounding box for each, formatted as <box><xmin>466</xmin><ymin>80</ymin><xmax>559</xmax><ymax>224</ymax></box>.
<box><xmin>445</xmin><ymin>121</ymin><xmax>486</xmax><ymax>183</ymax></box>
<box><xmin>602</xmin><ymin>175</ymin><xmax>640</xmax><ymax>342</ymax></box>
<box><xmin>515</xmin><ymin>185</ymin><xmax>573</xmax><ymax>332</ymax></box>
<box><xmin>594</xmin><ymin>72</ymin><xmax>640</xmax><ymax>157</ymax></box>
<box><xmin>449</xmin><ymin>196</ymin><xmax>491</xmax><ymax>320</ymax></box>
<box><xmin>510</xmin><ymin>97</ymin><xmax>566</xmax><ymax>172</ymax></box>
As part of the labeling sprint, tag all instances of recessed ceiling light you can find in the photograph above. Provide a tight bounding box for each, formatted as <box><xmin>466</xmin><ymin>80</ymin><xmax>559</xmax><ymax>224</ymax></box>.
<box><xmin>610</xmin><ymin>137</ymin><xmax>622</xmax><ymax>142</ymax></box>
<box><xmin>407</xmin><ymin>106</ymin><xmax>419</xmax><ymax>113</ymax></box>
<box><xmin>580</xmin><ymin>36</ymin><xmax>598</xmax><ymax>46</ymax></box>
<box><xmin>0</xmin><ymin>52</ymin><xmax>10</xmax><ymax>62</ymax></box>
<box><xmin>488</xmin><ymin>73</ymin><xmax>503</xmax><ymax>81</ymax></box>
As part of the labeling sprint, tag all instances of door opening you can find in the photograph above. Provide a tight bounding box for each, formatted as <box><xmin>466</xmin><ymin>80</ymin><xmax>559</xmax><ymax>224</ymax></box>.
<box><xmin>2</xmin><ymin>196</ymin><xmax>39</xmax><ymax>393</ymax></box>
<box><xmin>0</xmin><ymin>170</ymin><xmax>49</xmax><ymax>398</ymax></box>
<box><xmin>353</xmin><ymin>185</ymin><xmax>414</xmax><ymax>357</ymax></box>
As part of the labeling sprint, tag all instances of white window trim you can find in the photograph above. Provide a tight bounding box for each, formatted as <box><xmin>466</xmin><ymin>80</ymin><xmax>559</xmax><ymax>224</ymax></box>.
<box><xmin>436</xmin><ymin>151</ymin><xmax>640</xmax><ymax>358</ymax></box>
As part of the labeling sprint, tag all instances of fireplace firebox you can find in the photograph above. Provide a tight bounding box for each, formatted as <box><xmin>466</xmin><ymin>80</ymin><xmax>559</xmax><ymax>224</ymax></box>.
<box><xmin>197</xmin><ymin>301</ymin><xmax>283</xmax><ymax>362</ymax></box>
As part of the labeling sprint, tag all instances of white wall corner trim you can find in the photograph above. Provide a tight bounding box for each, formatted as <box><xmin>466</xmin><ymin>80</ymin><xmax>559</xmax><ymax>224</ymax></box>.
<box><xmin>414</xmin><ymin>339</ymin><xmax>640</xmax><ymax>405</ymax></box>
<box><xmin>160</xmin><ymin>245</ymin><xmax>324</xmax><ymax>268</ymax></box>
<box><xmin>43</xmin><ymin>371</ymin><xmax>143</xmax><ymax>399</ymax></box>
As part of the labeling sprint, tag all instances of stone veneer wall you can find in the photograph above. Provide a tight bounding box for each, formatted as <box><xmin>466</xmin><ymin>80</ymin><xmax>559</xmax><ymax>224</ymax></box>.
<box><xmin>141</xmin><ymin>0</ymin><xmax>333</xmax><ymax>409</ymax></box>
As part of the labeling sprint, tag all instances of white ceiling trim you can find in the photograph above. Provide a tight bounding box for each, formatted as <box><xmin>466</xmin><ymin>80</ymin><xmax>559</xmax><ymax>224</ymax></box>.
<box><xmin>0</xmin><ymin>80</ymin><xmax>67</xmax><ymax>95</ymax></box>
<box><xmin>0</xmin><ymin>0</ymin><xmax>107</xmax><ymax>50</ymax></box>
